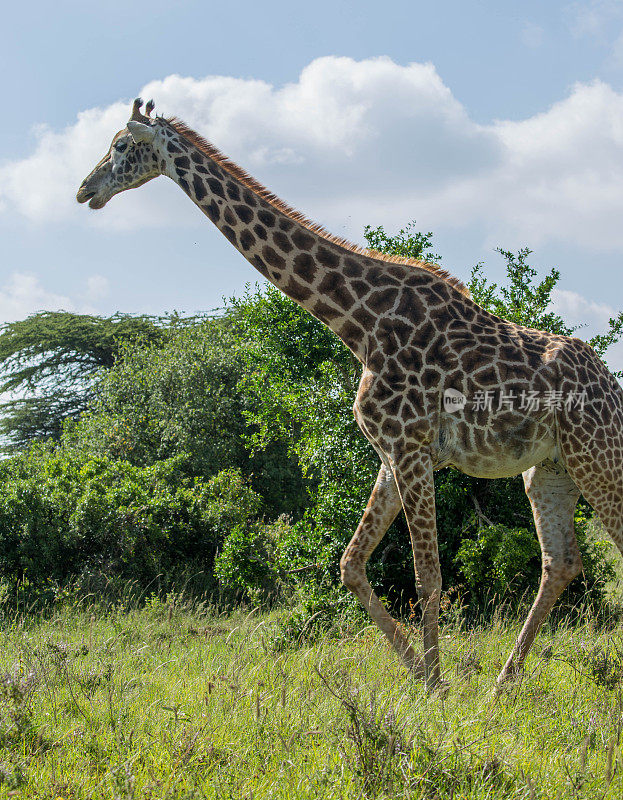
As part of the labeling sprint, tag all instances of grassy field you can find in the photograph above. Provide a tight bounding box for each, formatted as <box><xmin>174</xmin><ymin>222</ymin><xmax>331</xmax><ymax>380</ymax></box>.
<box><xmin>0</xmin><ymin>597</ymin><xmax>622</xmax><ymax>799</ymax></box>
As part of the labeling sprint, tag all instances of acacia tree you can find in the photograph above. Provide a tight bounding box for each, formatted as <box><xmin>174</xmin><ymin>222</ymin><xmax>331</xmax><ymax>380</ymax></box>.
<box><xmin>0</xmin><ymin>311</ymin><xmax>187</xmax><ymax>451</ymax></box>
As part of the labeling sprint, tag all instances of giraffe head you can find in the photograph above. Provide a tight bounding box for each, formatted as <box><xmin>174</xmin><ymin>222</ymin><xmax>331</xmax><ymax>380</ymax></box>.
<box><xmin>76</xmin><ymin>99</ymin><xmax>162</xmax><ymax>209</ymax></box>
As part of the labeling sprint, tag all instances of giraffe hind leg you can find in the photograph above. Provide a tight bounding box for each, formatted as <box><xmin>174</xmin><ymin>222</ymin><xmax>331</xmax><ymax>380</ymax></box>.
<box><xmin>556</xmin><ymin>364</ymin><xmax>623</xmax><ymax>562</ymax></box>
<box><xmin>564</xmin><ymin>467</ymin><xmax>623</xmax><ymax>557</ymax></box>
<box><xmin>340</xmin><ymin>463</ymin><xmax>424</xmax><ymax>677</ymax></box>
<box><xmin>497</xmin><ymin>463</ymin><xmax>581</xmax><ymax>685</ymax></box>
<box><xmin>391</xmin><ymin>452</ymin><xmax>442</xmax><ymax>690</ymax></box>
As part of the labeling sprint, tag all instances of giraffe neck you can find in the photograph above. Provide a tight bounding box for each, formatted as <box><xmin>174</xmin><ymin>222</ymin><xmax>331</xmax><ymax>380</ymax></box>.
<box><xmin>157</xmin><ymin>120</ymin><xmax>456</xmax><ymax>361</ymax></box>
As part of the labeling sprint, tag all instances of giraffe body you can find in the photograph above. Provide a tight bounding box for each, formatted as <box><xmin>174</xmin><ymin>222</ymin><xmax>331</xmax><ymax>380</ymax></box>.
<box><xmin>77</xmin><ymin>100</ymin><xmax>623</xmax><ymax>689</ymax></box>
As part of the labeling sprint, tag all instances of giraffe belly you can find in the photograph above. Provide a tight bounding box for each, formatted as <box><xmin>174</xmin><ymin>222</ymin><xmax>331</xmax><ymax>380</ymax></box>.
<box><xmin>447</xmin><ymin>442</ymin><xmax>558</xmax><ymax>479</ymax></box>
<box><xmin>434</xmin><ymin>416</ymin><xmax>559</xmax><ymax>479</ymax></box>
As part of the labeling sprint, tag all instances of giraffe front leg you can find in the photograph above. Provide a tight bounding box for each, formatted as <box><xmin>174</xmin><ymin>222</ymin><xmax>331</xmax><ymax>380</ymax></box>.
<box><xmin>496</xmin><ymin>464</ymin><xmax>581</xmax><ymax>686</ymax></box>
<box><xmin>392</xmin><ymin>453</ymin><xmax>442</xmax><ymax>691</ymax></box>
<box><xmin>340</xmin><ymin>463</ymin><xmax>424</xmax><ymax>677</ymax></box>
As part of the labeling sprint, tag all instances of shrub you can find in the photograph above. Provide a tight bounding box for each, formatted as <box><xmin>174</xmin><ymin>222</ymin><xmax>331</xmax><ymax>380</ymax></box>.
<box><xmin>456</xmin><ymin>524</ymin><xmax>540</xmax><ymax>599</ymax></box>
<box><xmin>0</xmin><ymin>447</ymin><xmax>264</xmax><ymax>606</ymax></box>
<box><xmin>214</xmin><ymin>516</ymin><xmax>293</xmax><ymax>603</ymax></box>
<box><xmin>455</xmin><ymin>513</ymin><xmax>616</xmax><ymax>611</ymax></box>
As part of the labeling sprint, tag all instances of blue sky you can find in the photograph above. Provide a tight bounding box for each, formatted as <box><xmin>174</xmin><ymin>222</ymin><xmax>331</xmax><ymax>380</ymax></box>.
<box><xmin>2</xmin><ymin>1</ymin><xmax>623</xmax><ymax>365</ymax></box>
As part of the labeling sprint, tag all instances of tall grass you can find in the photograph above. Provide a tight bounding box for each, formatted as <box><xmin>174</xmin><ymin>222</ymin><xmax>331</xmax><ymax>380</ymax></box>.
<box><xmin>0</xmin><ymin>593</ymin><xmax>620</xmax><ymax>798</ymax></box>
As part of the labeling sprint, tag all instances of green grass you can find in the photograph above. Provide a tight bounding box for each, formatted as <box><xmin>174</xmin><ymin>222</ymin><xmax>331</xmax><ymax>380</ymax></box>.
<box><xmin>0</xmin><ymin>597</ymin><xmax>622</xmax><ymax>798</ymax></box>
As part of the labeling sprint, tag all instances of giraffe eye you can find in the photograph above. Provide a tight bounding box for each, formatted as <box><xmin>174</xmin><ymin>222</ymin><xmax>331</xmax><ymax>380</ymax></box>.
<box><xmin>114</xmin><ymin>141</ymin><xmax>128</xmax><ymax>153</ymax></box>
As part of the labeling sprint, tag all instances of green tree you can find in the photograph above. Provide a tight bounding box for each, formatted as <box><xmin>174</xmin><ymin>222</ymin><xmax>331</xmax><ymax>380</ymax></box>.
<box><xmin>469</xmin><ymin>248</ymin><xmax>572</xmax><ymax>334</ymax></box>
<box><xmin>469</xmin><ymin>247</ymin><xmax>623</xmax><ymax>360</ymax></box>
<box><xmin>363</xmin><ymin>221</ymin><xmax>442</xmax><ymax>263</ymax></box>
<box><xmin>65</xmin><ymin>316</ymin><xmax>307</xmax><ymax>520</ymax></box>
<box><xmin>11</xmin><ymin>226</ymin><xmax>617</xmax><ymax>612</ymax></box>
<box><xmin>0</xmin><ymin>311</ymin><xmax>172</xmax><ymax>451</ymax></box>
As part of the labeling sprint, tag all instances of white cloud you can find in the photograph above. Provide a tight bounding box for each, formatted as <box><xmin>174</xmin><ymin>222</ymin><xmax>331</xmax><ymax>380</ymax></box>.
<box><xmin>0</xmin><ymin>273</ymin><xmax>107</xmax><ymax>323</ymax></box>
<box><xmin>551</xmin><ymin>287</ymin><xmax>616</xmax><ymax>325</ymax></box>
<box><xmin>0</xmin><ymin>103</ymin><xmax>128</xmax><ymax>223</ymax></box>
<box><xmin>459</xmin><ymin>79</ymin><xmax>623</xmax><ymax>250</ymax></box>
<box><xmin>0</xmin><ymin>57</ymin><xmax>498</xmax><ymax>231</ymax></box>
<box><xmin>2</xmin><ymin>55</ymin><xmax>623</xmax><ymax>256</ymax></box>
<box><xmin>0</xmin><ymin>274</ymin><xmax>74</xmax><ymax>322</ymax></box>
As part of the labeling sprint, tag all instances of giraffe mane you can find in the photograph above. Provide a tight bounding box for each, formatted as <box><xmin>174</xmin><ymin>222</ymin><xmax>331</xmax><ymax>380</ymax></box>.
<box><xmin>165</xmin><ymin>117</ymin><xmax>470</xmax><ymax>297</ymax></box>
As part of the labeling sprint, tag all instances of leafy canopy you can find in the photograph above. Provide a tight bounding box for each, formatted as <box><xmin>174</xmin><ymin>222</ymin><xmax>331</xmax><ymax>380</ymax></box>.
<box><xmin>64</xmin><ymin>315</ymin><xmax>308</xmax><ymax>520</ymax></box>
<box><xmin>363</xmin><ymin>221</ymin><xmax>442</xmax><ymax>264</ymax></box>
<box><xmin>0</xmin><ymin>311</ymin><xmax>194</xmax><ymax>451</ymax></box>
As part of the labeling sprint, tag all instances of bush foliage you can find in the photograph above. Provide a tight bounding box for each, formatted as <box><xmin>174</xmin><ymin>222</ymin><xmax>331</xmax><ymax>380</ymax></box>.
<box><xmin>0</xmin><ymin>447</ymin><xmax>279</xmax><ymax>605</ymax></box>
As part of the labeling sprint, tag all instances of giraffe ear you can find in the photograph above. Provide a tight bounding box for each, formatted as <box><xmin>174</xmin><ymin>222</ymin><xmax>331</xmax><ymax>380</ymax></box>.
<box><xmin>127</xmin><ymin>121</ymin><xmax>155</xmax><ymax>144</ymax></box>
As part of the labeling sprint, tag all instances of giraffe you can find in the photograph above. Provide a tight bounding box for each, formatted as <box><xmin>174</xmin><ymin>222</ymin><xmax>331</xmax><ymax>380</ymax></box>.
<box><xmin>77</xmin><ymin>99</ymin><xmax>623</xmax><ymax>690</ymax></box>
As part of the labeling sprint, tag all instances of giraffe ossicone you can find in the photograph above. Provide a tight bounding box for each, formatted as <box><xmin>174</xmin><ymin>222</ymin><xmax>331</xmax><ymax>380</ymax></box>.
<box><xmin>77</xmin><ymin>98</ymin><xmax>623</xmax><ymax>691</ymax></box>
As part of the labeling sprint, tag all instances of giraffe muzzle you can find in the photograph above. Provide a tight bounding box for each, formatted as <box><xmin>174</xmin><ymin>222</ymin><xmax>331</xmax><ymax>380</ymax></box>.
<box><xmin>76</xmin><ymin>157</ymin><xmax>113</xmax><ymax>208</ymax></box>
<box><xmin>76</xmin><ymin>183</ymin><xmax>108</xmax><ymax>209</ymax></box>
<box><xmin>76</xmin><ymin>187</ymin><xmax>96</xmax><ymax>203</ymax></box>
